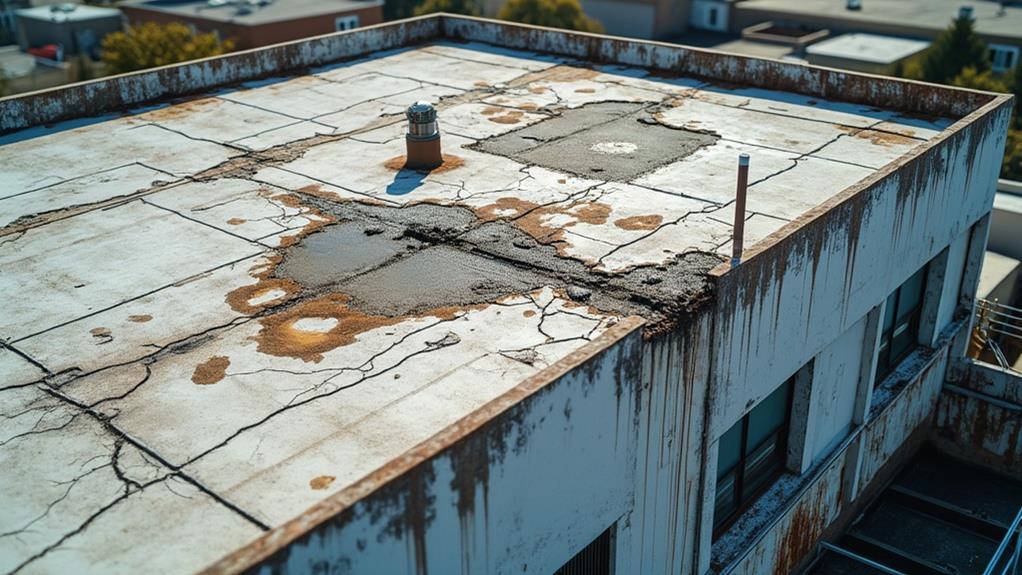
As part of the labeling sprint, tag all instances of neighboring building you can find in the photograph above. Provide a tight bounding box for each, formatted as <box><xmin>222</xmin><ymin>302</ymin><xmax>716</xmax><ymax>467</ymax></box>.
<box><xmin>0</xmin><ymin>43</ymin><xmax>73</xmax><ymax>93</ymax></box>
<box><xmin>804</xmin><ymin>32</ymin><xmax>929</xmax><ymax>74</ymax></box>
<box><xmin>1</xmin><ymin>14</ymin><xmax>1019</xmax><ymax>575</ymax></box>
<box><xmin>14</xmin><ymin>3</ymin><xmax>121</xmax><ymax>58</ymax></box>
<box><xmin>731</xmin><ymin>0</ymin><xmax>1022</xmax><ymax>73</ymax></box>
<box><xmin>120</xmin><ymin>0</ymin><xmax>383</xmax><ymax>50</ymax></box>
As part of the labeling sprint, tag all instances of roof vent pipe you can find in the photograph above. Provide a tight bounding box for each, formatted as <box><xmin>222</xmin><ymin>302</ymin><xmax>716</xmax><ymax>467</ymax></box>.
<box><xmin>731</xmin><ymin>153</ymin><xmax>750</xmax><ymax>268</ymax></box>
<box><xmin>405</xmin><ymin>101</ymin><xmax>442</xmax><ymax>170</ymax></box>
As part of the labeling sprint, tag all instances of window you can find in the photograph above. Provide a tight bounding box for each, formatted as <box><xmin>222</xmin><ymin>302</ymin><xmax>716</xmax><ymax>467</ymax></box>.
<box><xmin>875</xmin><ymin>265</ymin><xmax>927</xmax><ymax>380</ymax></box>
<box><xmin>335</xmin><ymin>15</ymin><xmax>360</xmax><ymax>31</ymax></box>
<box><xmin>708</xmin><ymin>6</ymin><xmax>718</xmax><ymax>27</ymax></box>
<box><xmin>554</xmin><ymin>525</ymin><xmax>614</xmax><ymax>575</ymax></box>
<box><xmin>713</xmin><ymin>377</ymin><xmax>794</xmax><ymax>535</ymax></box>
<box><xmin>990</xmin><ymin>44</ymin><xmax>1019</xmax><ymax>73</ymax></box>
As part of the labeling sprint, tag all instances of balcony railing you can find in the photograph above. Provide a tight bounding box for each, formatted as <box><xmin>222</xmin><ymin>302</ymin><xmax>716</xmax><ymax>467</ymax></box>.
<box><xmin>971</xmin><ymin>299</ymin><xmax>1022</xmax><ymax>371</ymax></box>
<box><xmin>984</xmin><ymin>506</ymin><xmax>1022</xmax><ymax>575</ymax></box>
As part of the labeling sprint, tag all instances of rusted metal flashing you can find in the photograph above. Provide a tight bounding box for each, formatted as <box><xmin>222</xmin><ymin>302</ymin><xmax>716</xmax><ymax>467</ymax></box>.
<box><xmin>0</xmin><ymin>15</ymin><xmax>1002</xmax><ymax>134</ymax></box>
<box><xmin>199</xmin><ymin>315</ymin><xmax>644</xmax><ymax>575</ymax></box>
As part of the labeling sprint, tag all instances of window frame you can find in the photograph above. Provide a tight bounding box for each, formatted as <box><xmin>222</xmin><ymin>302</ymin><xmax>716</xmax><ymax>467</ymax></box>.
<box><xmin>989</xmin><ymin>44</ymin><xmax>1019</xmax><ymax>73</ymax></box>
<box><xmin>712</xmin><ymin>377</ymin><xmax>795</xmax><ymax>538</ymax></box>
<box><xmin>335</xmin><ymin>15</ymin><xmax>360</xmax><ymax>31</ymax></box>
<box><xmin>874</xmin><ymin>265</ymin><xmax>928</xmax><ymax>382</ymax></box>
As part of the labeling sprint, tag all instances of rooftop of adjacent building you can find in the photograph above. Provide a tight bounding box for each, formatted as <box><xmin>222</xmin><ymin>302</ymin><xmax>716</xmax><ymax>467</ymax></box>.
<box><xmin>735</xmin><ymin>0</ymin><xmax>1022</xmax><ymax>39</ymax></box>
<box><xmin>0</xmin><ymin>16</ymin><xmax>997</xmax><ymax>574</ymax></box>
<box><xmin>805</xmin><ymin>32</ymin><xmax>930</xmax><ymax>64</ymax></box>
<box><xmin>121</xmin><ymin>0</ymin><xmax>383</xmax><ymax>26</ymax></box>
<box><xmin>14</xmin><ymin>2</ymin><xmax>121</xmax><ymax>22</ymax></box>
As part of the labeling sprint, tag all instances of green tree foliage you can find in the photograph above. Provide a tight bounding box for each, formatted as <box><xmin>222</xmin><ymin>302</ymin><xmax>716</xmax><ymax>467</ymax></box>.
<box><xmin>498</xmin><ymin>0</ymin><xmax>603</xmax><ymax>32</ymax></box>
<box><xmin>951</xmin><ymin>65</ymin><xmax>1008</xmax><ymax>92</ymax></box>
<box><xmin>384</xmin><ymin>0</ymin><xmax>419</xmax><ymax>21</ymax></box>
<box><xmin>413</xmin><ymin>0</ymin><xmax>479</xmax><ymax>16</ymax></box>
<box><xmin>919</xmin><ymin>14</ymin><xmax>990</xmax><ymax>84</ymax></box>
<box><xmin>100</xmin><ymin>22</ymin><xmax>234</xmax><ymax>75</ymax></box>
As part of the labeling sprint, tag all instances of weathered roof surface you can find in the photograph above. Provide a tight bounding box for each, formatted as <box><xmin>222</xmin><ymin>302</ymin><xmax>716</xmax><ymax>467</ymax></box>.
<box><xmin>0</xmin><ymin>21</ymin><xmax>968</xmax><ymax>574</ymax></box>
<box><xmin>123</xmin><ymin>0</ymin><xmax>383</xmax><ymax>26</ymax></box>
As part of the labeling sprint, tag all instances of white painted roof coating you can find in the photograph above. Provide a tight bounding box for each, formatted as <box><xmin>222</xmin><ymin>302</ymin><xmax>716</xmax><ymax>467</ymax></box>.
<box><xmin>806</xmin><ymin>33</ymin><xmax>930</xmax><ymax>65</ymax></box>
<box><xmin>0</xmin><ymin>40</ymin><xmax>953</xmax><ymax>574</ymax></box>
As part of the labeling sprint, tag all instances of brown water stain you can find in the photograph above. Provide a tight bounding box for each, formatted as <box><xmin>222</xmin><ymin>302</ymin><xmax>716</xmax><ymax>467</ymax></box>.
<box><xmin>539</xmin><ymin>65</ymin><xmax>599</xmax><ymax>82</ymax></box>
<box><xmin>128</xmin><ymin>314</ymin><xmax>153</xmax><ymax>323</ymax></box>
<box><xmin>226</xmin><ymin>218</ymin><xmax>247</xmax><ymax>226</ymax></box>
<box><xmin>90</xmin><ymin>327</ymin><xmax>110</xmax><ymax>337</ymax></box>
<box><xmin>615</xmin><ymin>214</ymin><xmax>663</xmax><ymax>230</ymax></box>
<box><xmin>488</xmin><ymin>111</ymin><xmax>523</xmax><ymax>124</ymax></box>
<box><xmin>475</xmin><ymin>197</ymin><xmax>612</xmax><ymax>258</ymax></box>
<box><xmin>383</xmin><ymin>154</ymin><xmax>465</xmax><ymax>173</ymax></box>
<box><xmin>253</xmin><ymin>294</ymin><xmax>403</xmax><ymax>363</ymax></box>
<box><xmin>309</xmin><ymin>475</ymin><xmax>336</xmax><ymax>490</ymax></box>
<box><xmin>192</xmin><ymin>356</ymin><xmax>230</xmax><ymax>385</ymax></box>
<box><xmin>575</xmin><ymin>88</ymin><xmax>596</xmax><ymax>93</ymax></box>
<box><xmin>225</xmin><ymin>255</ymin><xmax>302</xmax><ymax>315</ymax></box>
<box><xmin>523</xmin><ymin>309</ymin><xmax>536</xmax><ymax>318</ymax></box>
<box><xmin>839</xmin><ymin>125</ymin><xmax>917</xmax><ymax>147</ymax></box>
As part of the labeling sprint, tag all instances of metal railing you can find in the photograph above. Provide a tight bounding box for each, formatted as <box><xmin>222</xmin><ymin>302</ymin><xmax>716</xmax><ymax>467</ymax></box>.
<box><xmin>983</xmin><ymin>507</ymin><xmax>1022</xmax><ymax>575</ymax></box>
<box><xmin>972</xmin><ymin>299</ymin><xmax>1022</xmax><ymax>371</ymax></box>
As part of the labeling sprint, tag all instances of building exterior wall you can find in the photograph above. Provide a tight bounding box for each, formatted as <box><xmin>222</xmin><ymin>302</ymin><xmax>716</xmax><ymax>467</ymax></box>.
<box><xmin>702</xmin><ymin>93</ymin><xmax>1011</xmax><ymax>573</ymax></box>
<box><xmin>938</xmin><ymin>359</ymin><xmax>1022</xmax><ymax>476</ymax></box>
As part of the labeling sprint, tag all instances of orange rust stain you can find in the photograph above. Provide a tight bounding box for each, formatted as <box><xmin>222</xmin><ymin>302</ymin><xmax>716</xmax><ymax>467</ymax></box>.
<box><xmin>383</xmin><ymin>154</ymin><xmax>465</xmax><ymax>174</ymax></box>
<box><xmin>488</xmin><ymin>111</ymin><xmax>523</xmax><ymax>124</ymax></box>
<box><xmin>225</xmin><ymin>254</ymin><xmax>302</xmax><ymax>315</ymax></box>
<box><xmin>127</xmin><ymin>314</ymin><xmax>153</xmax><ymax>323</ymax></box>
<box><xmin>192</xmin><ymin>356</ymin><xmax>230</xmax><ymax>385</ymax></box>
<box><xmin>839</xmin><ymin>126</ymin><xmax>917</xmax><ymax>147</ymax></box>
<box><xmin>475</xmin><ymin>197</ymin><xmax>613</xmax><ymax>247</ymax></box>
<box><xmin>523</xmin><ymin>309</ymin><xmax>536</xmax><ymax>318</ymax></box>
<box><xmin>614</xmin><ymin>214</ymin><xmax>663</xmax><ymax>230</ymax></box>
<box><xmin>539</xmin><ymin>65</ymin><xmax>599</xmax><ymax>82</ymax></box>
<box><xmin>519</xmin><ymin>103</ymin><xmax>539</xmax><ymax>111</ymax></box>
<box><xmin>474</xmin><ymin>81</ymin><xmax>490</xmax><ymax>88</ymax></box>
<box><xmin>226</xmin><ymin>218</ymin><xmax>247</xmax><ymax>226</ymax></box>
<box><xmin>528</xmin><ymin>86</ymin><xmax>549</xmax><ymax>94</ymax></box>
<box><xmin>481</xmin><ymin>106</ymin><xmax>502</xmax><ymax>115</ymax></box>
<box><xmin>140</xmin><ymin>97</ymin><xmax>219</xmax><ymax>122</ymax></box>
<box><xmin>309</xmin><ymin>475</ymin><xmax>336</xmax><ymax>490</ymax></box>
<box><xmin>253</xmin><ymin>294</ymin><xmax>403</xmax><ymax>363</ymax></box>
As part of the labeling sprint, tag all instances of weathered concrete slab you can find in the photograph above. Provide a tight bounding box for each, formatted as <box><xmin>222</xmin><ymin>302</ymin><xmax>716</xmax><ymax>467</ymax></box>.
<box><xmin>0</xmin><ymin>348</ymin><xmax>44</xmax><ymax>388</ymax></box>
<box><xmin>0</xmin><ymin>200</ymin><xmax>261</xmax><ymax>341</ymax></box>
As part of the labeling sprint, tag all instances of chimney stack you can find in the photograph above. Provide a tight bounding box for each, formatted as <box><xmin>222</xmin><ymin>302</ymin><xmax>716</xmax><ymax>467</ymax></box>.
<box><xmin>405</xmin><ymin>101</ymin><xmax>442</xmax><ymax>170</ymax></box>
<box><xmin>732</xmin><ymin>153</ymin><xmax>750</xmax><ymax>268</ymax></box>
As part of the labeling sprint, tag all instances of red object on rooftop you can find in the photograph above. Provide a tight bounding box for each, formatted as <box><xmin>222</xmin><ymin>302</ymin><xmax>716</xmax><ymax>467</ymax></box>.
<box><xmin>27</xmin><ymin>44</ymin><xmax>61</xmax><ymax>61</ymax></box>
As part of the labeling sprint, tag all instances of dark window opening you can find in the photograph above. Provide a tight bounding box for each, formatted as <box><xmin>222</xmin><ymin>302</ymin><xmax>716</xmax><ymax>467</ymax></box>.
<box><xmin>713</xmin><ymin>377</ymin><xmax>794</xmax><ymax>537</ymax></box>
<box><xmin>875</xmin><ymin>265</ymin><xmax>928</xmax><ymax>381</ymax></box>
<box><xmin>708</xmin><ymin>7</ymin><xmax>719</xmax><ymax>26</ymax></box>
<box><xmin>554</xmin><ymin>524</ymin><xmax>614</xmax><ymax>575</ymax></box>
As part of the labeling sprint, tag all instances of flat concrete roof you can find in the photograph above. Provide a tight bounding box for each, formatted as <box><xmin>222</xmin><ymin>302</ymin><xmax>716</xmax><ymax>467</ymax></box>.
<box><xmin>15</xmin><ymin>3</ymin><xmax>121</xmax><ymax>22</ymax></box>
<box><xmin>0</xmin><ymin>15</ymin><xmax>996</xmax><ymax>574</ymax></box>
<box><xmin>123</xmin><ymin>0</ymin><xmax>382</xmax><ymax>26</ymax></box>
<box><xmin>736</xmin><ymin>0</ymin><xmax>1022</xmax><ymax>41</ymax></box>
<box><xmin>806</xmin><ymin>33</ymin><xmax>930</xmax><ymax>64</ymax></box>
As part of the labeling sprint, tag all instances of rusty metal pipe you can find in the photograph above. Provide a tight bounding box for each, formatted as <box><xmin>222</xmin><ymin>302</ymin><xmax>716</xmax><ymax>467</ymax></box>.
<box><xmin>732</xmin><ymin>153</ymin><xmax>750</xmax><ymax>268</ymax></box>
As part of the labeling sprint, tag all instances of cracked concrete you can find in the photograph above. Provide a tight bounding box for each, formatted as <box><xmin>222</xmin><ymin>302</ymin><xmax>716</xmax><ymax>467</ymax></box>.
<box><xmin>0</xmin><ymin>38</ymin><xmax>957</xmax><ymax>574</ymax></box>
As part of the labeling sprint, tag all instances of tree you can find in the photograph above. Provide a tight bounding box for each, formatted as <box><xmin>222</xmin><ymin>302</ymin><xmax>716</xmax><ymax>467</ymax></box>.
<box><xmin>413</xmin><ymin>0</ymin><xmax>479</xmax><ymax>16</ymax></box>
<box><xmin>951</xmin><ymin>66</ymin><xmax>1009</xmax><ymax>92</ymax></box>
<box><xmin>384</xmin><ymin>0</ymin><xmax>419</xmax><ymax>20</ymax></box>
<box><xmin>919</xmin><ymin>14</ymin><xmax>990</xmax><ymax>84</ymax></box>
<box><xmin>101</xmin><ymin>22</ymin><xmax>234</xmax><ymax>75</ymax></box>
<box><xmin>498</xmin><ymin>0</ymin><xmax>603</xmax><ymax>32</ymax></box>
